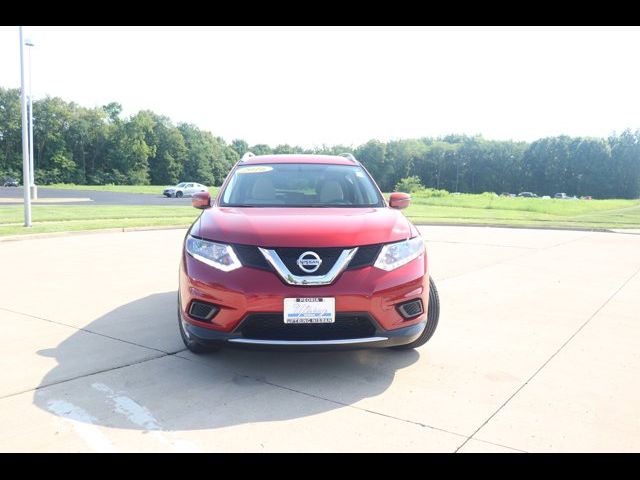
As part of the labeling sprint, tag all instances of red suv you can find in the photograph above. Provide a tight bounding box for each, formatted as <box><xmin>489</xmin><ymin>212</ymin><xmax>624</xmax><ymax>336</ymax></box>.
<box><xmin>178</xmin><ymin>153</ymin><xmax>440</xmax><ymax>352</ymax></box>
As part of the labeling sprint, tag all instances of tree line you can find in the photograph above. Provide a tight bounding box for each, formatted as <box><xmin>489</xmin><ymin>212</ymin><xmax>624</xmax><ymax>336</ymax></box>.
<box><xmin>1</xmin><ymin>87</ymin><xmax>639</xmax><ymax>198</ymax></box>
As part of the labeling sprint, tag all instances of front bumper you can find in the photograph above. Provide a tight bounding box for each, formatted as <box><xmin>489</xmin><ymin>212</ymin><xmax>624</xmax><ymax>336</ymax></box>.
<box><xmin>180</xmin><ymin>310</ymin><xmax>426</xmax><ymax>349</ymax></box>
<box><xmin>179</xmin><ymin>242</ymin><xmax>430</xmax><ymax>348</ymax></box>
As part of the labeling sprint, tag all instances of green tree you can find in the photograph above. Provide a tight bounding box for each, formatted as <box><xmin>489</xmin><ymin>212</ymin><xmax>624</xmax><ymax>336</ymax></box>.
<box><xmin>105</xmin><ymin>111</ymin><xmax>155</xmax><ymax>184</ymax></box>
<box><xmin>178</xmin><ymin>124</ymin><xmax>230</xmax><ymax>186</ymax></box>
<box><xmin>356</xmin><ymin>140</ymin><xmax>388</xmax><ymax>187</ymax></box>
<box><xmin>140</xmin><ymin>112</ymin><xmax>187</xmax><ymax>185</ymax></box>
<box><xmin>249</xmin><ymin>144</ymin><xmax>272</xmax><ymax>156</ymax></box>
<box><xmin>33</xmin><ymin>96</ymin><xmax>73</xmax><ymax>179</ymax></box>
<box><xmin>103</xmin><ymin>102</ymin><xmax>122</xmax><ymax>123</ymax></box>
<box><xmin>231</xmin><ymin>139</ymin><xmax>248</xmax><ymax>157</ymax></box>
<box><xmin>2</xmin><ymin>87</ymin><xmax>639</xmax><ymax>197</ymax></box>
<box><xmin>0</xmin><ymin>87</ymin><xmax>22</xmax><ymax>177</ymax></box>
<box><xmin>609</xmin><ymin>130</ymin><xmax>640</xmax><ymax>199</ymax></box>
<box><xmin>395</xmin><ymin>175</ymin><xmax>424</xmax><ymax>193</ymax></box>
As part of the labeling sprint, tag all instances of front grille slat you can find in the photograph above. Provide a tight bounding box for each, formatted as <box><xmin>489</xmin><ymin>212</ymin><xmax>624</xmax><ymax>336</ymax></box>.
<box><xmin>238</xmin><ymin>313</ymin><xmax>376</xmax><ymax>341</ymax></box>
<box><xmin>233</xmin><ymin>243</ymin><xmax>382</xmax><ymax>274</ymax></box>
<box><xmin>348</xmin><ymin>244</ymin><xmax>382</xmax><ymax>270</ymax></box>
<box><xmin>234</xmin><ymin>244</ymin><xmax>271</xmax><ymax>271</ymax></box>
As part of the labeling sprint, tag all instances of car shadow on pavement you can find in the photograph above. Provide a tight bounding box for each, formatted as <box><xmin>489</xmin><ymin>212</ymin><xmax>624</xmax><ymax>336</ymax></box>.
<box><xmin>33</xmin><ymin>291</ymin><xmax>420</xmax><ymax>432</ymax></box>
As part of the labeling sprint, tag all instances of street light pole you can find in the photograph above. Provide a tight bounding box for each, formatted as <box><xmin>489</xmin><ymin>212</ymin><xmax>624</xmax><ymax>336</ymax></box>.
<box><xmin>25</xmin><ymin>38</ymin><xmax>37</xmax><ymax>200</ymax></box>
<box><xmin>19</xmin><ymin>26</ymin><xmax>32</xmax><ymax>227</ymax></box>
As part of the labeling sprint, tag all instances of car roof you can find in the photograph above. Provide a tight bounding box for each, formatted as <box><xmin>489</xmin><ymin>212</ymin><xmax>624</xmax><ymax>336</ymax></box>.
<box><xmin>240</xmin><ymin>154</ymin><xmax>357</xmax><ymax>166</ymax></box>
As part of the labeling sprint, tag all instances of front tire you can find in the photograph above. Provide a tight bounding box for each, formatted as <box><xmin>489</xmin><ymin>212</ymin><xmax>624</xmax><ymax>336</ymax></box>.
<box><xmin>178</xmin><ymin>294</ymin><xmax>218</xmax><ymax>354</ymax></box>
<box><xmin>175</xmin><ymin>191</ymin><xmax>184</xmax><ymax>198</ymax></box>
<box><xmin>393</xmin><ymin>276</ymin><xmax>440</xmax><ymax>350</ymax></box>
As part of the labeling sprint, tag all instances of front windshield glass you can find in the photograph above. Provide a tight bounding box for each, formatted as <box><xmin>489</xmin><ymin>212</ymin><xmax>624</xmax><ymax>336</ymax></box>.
<box><xmin>176</xmin><ymin>182</ymin><xmax>187</xmax><ymax>187</ymax></box>
<box><xmin>220</xmin><ymin>163</ymin><xmax>384</xmax><ymax>208</ymax></box>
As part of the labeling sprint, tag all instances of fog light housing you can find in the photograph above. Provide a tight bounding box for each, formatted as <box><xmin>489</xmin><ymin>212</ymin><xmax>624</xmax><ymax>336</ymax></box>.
<box><xmin>397</xmin><ymin>299</ymin><xmax>424</xmax><ymax>319</ymax></box>
<box><xmin>188</xmin><ymin>301</ymin><xmax>219</xmax><ymax>321</ymax></box>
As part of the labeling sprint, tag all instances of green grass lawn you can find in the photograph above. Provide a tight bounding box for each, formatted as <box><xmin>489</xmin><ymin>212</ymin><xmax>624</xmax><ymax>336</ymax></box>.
<box><xmin>0</xmin><ymin>205</ymin><xmax>200</xmax><ymax>236</ymax></box>
<box><xmin>403</xmin><ymin>193</ymin><xmax>640</xmax><ymax>229</ymax></box>
<box><xmin>1</xmin><ymin>190</ymin><xmax>639</xmax><ymax>236</ymax></box>
<box><xmin>47</xmin><ymin>184</ymin><xmax>220</xmax><ymax>195</ymax></box>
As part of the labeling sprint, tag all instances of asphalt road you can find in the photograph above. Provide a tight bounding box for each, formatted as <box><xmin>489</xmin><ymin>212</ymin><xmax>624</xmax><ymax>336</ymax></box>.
<box><xmin>0</xmin><ymin>186</ymin><xmax>192</xmax><ymax>206</ymax></box>
<box><xmin>0</xmin><ymin>226</ymin><xmax>639</xmax><ymax>452</ymax></box>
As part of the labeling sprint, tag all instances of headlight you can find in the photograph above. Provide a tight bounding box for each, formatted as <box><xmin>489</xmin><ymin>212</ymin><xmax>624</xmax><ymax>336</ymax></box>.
<box><xmin>374</xmin><ymin>236</ymin><xmax>424</xmax><ymax>271</ymax></box>
<box><xmin>185</xmin><ymin>236</ymin><xmax>242</xmax><ymax>272</ymax></box>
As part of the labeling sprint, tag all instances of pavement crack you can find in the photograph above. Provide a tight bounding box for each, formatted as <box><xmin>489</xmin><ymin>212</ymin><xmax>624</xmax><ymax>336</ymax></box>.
<box><xmin>171</xmin><ymin>353</ymin><xmax>468</xmax><ymax>441</ymax></box>
<box><xmin>0</xmin><ymin>353</ymin><xmax>168</xmax><ymax>401</ymax></box>
<box><xmin>463</xmin><ymin>438</ymin><xmax>528</xmax><ymax>453</ymax></box>
<box><xmin>544</xmin><ymin>231</ymin><xmax>594</xmax><ymax>250</ymax></box>
<box><xmin>0</xmin><ymin>306</ymin><xmax>169</xmax><ymax>355</ymax></box>
<box><xmin>260</xmin><ymin>376</ymin><xmax>470</xmax><ymax>440</ymax></box>
<box><xmin>437</xmin><ymin>232</ymin><xmax>594</xmax><ymax>283</ymax></box>
<box><xmin>454</xmin><ymin>263</ymin><xmax>640</xmax><ymax>452</ymax></box>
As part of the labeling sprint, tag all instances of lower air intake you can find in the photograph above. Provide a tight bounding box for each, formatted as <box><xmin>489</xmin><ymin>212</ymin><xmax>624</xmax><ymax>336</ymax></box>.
<box><xmin>189</xmin><ymin>301</ymin><xmax>219</xmax><ymax>321</ymax></box>
<box><xmin>397</xmin><ymin>299</ymin><xmax>424</xmax><ymax>319</ymax></box>
<box><xmin>238</xmin><ymin>313</ymin><xmax>376</xmax><ymax>341</ymax></box>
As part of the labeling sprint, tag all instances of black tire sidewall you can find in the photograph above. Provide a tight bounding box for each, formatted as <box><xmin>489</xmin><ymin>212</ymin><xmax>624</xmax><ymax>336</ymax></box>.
<box><xmin>393</xmin><ymin>276</ymin><xmax>440</xmax><ymax>350</ymax></box>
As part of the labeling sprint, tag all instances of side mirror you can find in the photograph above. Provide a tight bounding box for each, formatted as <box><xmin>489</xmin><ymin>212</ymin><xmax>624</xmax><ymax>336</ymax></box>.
<box><xmin>389</xmin><ymin>192</ymin><xmax>411</xmax><ymax>210</ymax></box>
<box><xmin>192</xmin><ymin>191</ymin><xmax>211</xmax><ymax>209</ymax></box>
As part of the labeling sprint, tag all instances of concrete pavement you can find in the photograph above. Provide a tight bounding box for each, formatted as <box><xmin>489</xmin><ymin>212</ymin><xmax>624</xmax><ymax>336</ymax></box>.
<box><xmin>0</xmin><ymin>226</ymin><xmax>638</xmax><ymax>452</ymax></box>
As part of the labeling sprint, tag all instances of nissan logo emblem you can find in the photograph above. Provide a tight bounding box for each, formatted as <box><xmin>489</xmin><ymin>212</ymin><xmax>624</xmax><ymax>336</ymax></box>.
<box><xmin>297</xmin><ymin>251</ymin><xmax>322</xmax><ymax>273</ymax></box>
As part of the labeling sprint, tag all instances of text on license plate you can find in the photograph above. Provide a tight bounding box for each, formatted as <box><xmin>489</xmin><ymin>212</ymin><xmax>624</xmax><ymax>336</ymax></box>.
<box><xmin>284</xmin><ymin>297</ymin><xmax>335</xmax><ymax>324</ymax></box>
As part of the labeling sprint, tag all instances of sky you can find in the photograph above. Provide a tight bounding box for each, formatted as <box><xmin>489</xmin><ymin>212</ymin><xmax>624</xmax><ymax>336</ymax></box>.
<box><xmin>1</xmin><ymin>26</ymin><xmax>639</xmax><ymax>148</ymax></box>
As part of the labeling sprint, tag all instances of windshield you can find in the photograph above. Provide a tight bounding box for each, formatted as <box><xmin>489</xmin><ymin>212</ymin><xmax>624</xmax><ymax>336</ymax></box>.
<box><xmin>176</xmin><ymin>182</ymin><xmax>187</xmax><ymax>187</ymax></box>
<box><xmin>220</xmin><ymin>163</ymin><xmax>384</xmax><ymax>208</ymax></box>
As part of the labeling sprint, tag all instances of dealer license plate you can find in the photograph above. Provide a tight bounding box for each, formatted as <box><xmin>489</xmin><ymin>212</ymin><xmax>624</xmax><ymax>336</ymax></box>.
<box><xmin>284</xmin><ymin>298</ymin><xmax>335</xmax><ymax>324</ymax></box>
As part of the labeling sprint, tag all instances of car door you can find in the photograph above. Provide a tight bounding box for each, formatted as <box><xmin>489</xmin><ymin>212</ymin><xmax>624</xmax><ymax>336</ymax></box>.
<box><xmin>184</xmin><ymin>183</ymin><xmax>195</xmax><ymax>196</ymax></box>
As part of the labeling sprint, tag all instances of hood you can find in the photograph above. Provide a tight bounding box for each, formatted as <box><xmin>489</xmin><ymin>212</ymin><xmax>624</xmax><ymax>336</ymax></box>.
<box><xmin>192</xmin><ymin>207</ymin><xmax>416</xmax><ymax>247</ymax></box>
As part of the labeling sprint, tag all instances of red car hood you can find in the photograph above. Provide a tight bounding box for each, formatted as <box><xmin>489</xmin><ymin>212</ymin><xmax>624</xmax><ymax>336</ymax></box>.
<box><xmin>192</xmin><ymin>207</ymin><xmax>416</xmax><ymax>247</ymax></box>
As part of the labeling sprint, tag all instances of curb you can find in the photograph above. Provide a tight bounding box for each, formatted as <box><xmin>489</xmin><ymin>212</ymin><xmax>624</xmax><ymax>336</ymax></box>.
<box><xmin>0</xmin><ymin>225</ymin><xmax>189</xmax><ymax>242</ymax></box>
<box><xmin>411</xmin><ymin>222</ymin><xmax>615</xmax><ymax>233</ymax></box>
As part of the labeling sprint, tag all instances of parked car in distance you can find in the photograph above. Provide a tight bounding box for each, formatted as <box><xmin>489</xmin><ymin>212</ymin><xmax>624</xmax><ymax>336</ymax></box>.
<box><xmin>541</xmin><ymin>195</ymin><xmax>551</xmax><ymax>199</ymax></box>
<box><xmin>581</xmin><ymin>195</ymin><xmax>593</xmax><ymax>200</ymax></box>
<box><xmin>517</xmin><ymin>192</ymin><xmax>537</xmax><ymax>198</ymax></box>
<box><xmin>3</xmin><ymin>177</ymin><xmax>19</xmax><ymax>187</ymax></box>
<box><xmin>163</xmin><ymin>182</ymin><xmax>208</xmax><ymax>198</ymax></box>
<box><xmin>554</xmin><ymin>193</ymin><xmax>569</xmax><ymax>199</ymax></box>
<box><xmin>500</xmin><ymin>192</ymin><xmax>515</xmax><ymax>197</ymax></box>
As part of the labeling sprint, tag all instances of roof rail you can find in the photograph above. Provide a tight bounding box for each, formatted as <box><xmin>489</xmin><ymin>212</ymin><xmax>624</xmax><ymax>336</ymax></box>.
<box><xmin>338</xmin><ymin>153</ymin><xmax>358</xmax><ymax>163</ymax></box>
<box><xmin>240</xmin><ymin>152</ymin><xmax>256</xmax><ymax>162</ymax></box>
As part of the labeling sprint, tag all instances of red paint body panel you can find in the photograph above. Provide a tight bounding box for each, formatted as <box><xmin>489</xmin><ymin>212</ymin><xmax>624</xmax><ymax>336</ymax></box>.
<box><xmin>192</xmin><ymin>207</ymin><xmax>416</xmax><ymax>247</ymax></box>
<box><xmin>389</xmin><ymin>192</ymin><xmax>411</xmax><ymax>210</ymax></box>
